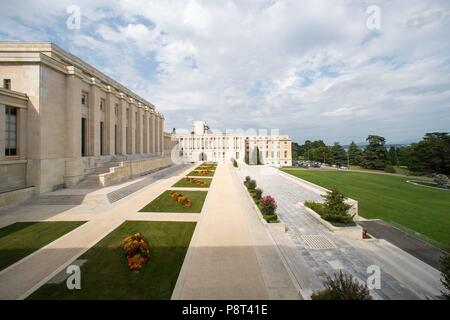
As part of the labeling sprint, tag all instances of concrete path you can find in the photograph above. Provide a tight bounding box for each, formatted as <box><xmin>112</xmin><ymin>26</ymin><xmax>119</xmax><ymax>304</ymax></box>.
<box><xmin>172</xmin><ymin>164</ymin><xmax>298</xmax><ymax>300</ymax></box>
<box><xmin>237</xmin><ymin>165</ymin><xmax>444</xmax><ymax>300</ymax></box>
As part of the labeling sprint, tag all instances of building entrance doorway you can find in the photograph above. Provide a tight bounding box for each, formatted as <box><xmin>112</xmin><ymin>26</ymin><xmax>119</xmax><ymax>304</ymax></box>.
<box><xmin>199</xmin><ymin>152</ymin><xmax>207</xmax><ymax>162</ymax></box>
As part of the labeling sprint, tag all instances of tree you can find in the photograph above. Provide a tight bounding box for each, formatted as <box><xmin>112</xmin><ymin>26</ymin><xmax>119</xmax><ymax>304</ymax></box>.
<box><xmin>361</xmin><ymin>135</ymin><xmax>387</xmax><ymax>170</ymax></box>
<box><xmin>330</xmin><ymin>142</ymin><xmax>347</xmax><ymax>167</ymax></box>
<box><xmin>397</xmin><ymin>145</ymin><xmax>415</xmax><ymax>167</ymax></box>
<box><xmin>388</xmin><ymin>146</ymin><xmax>398</xmax><ymax>166</ymax></box>
<box><xmin>311</xmin><ymin>271</ymin><xmax>372</xmax><ymax>300</ymax></box>
<box><xmin>409</xmin><ymin>132</ymin><xmax>450</xmax><ymax>174</ymax></box>
<box><xmin>348</xmin><ymin>142</ymin><xmax>362</xmax><ymax>166</ymax></box>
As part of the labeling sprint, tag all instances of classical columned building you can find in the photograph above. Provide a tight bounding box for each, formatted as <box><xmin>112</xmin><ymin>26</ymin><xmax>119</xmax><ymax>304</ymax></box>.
<box><xmin>0</xmin><ymin>42</ymin><xmax>169</xmax><ymax>206</ymax></box>
<box><xmin>173</xmin><ymin>121</ymin><xmax>293</xmax><ymax>166</ymax></box>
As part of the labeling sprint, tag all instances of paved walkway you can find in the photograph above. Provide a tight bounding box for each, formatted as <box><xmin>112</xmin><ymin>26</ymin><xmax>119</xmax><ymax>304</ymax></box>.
<box><xmin>237</xmin><ymin>165</ymin><xmax>443</xmax><ymax>300</ymax></box>
<box><xmin>172</xmin><ymin>164</ymin><xmax>298</xmax><ymax>299</ymax></box>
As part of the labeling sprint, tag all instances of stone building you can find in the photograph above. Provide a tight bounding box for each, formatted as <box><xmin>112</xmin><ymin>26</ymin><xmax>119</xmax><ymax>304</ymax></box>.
<box><xmin>173</xmin><ymin>121</ymin><xmax>292</xmax><ymax>166</ymax></box>
<box><xmin>0</xmin><ymin>42</ymin><xmax>171</xmax><ymax>207</ymax></box>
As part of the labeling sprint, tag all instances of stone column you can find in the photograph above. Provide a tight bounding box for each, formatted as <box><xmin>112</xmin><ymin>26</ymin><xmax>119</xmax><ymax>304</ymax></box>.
<box><xmin>150</xmin><ymin>111</ymin><xmax>156</xmax><ymax>153</ymax></box>
<box><xmin>136</xmin><ymin>104</ymin><xmax>143</xmax><ymax>154</ymax></box>
<box><xmin>129</xmin><ymin>99</ymin><xmax>136</xmax><ymax>154</ymax></box>
<box><xmin>155</xmin><ymin>114</ymin><xmax>160</xmax><ymax>154</ymax></box>
<box><xmin>105</xmin><ymin>87</ymin><xmax>115</xmax><ymax>155</ymax></box>
<box><xmin>63</xmin><ymin>67</ymin><xmax>84</xmax><ymax>187</ymax></box>
<box><xmin>0</xmin><ymin>103</ymin><xmax>5</xmax><ymax>160</ymax></box>
<box><xmin>89</xmin><ymin>78</ymin><xmax>101</xmax><ymax>156</ymax></box>
<box><xmin>143</xmin><ymin>108</ymin><xmax>149</xmax><ymax>153</ymax></box>
<box><xmin>18</xmin><ymin>107</ymin><xmax>27</xmax><ymax>160</ymax></box>
<box><xmin>117</xmin><ymin>93</ymin><xmax>127</xmax><ymax>155</ymax></box>
<box><xmin>160</xmin><ymin>116</ymin><xmax>165</xmax><ymax>155</ymax></box>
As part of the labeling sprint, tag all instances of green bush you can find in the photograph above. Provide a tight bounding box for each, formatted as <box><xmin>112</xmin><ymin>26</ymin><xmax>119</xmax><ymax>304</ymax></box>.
<box><xmin>253</xmin><ymin>188</ymin><xmax>263</xmax><ymax>201</ymax></box>
<box><xmin>322</xmin><ymin>188</ymin><xmax>351</xmax><ymax>215</ymax></box>
<box><xmin>311</xmin><ymin>271</ymin><xmax>372</xmax><ymax>300</ymax></box>
<box><xmin>434</xmin><ymin>174</ymin><xmax>449</xmax><ymax>188</ymax></box>
<box><xmin>384</xmin><ymin>165</ymin><xmax>396</xmax><ymax>173</ymax></box>
<box><xmin>304</xmin><ymin>188</ymin><xmax>354</xmax><ymax>225</ymax></box>
<box><xmin>263</xmin><ymin>214</ymin><xmax>278</xmax><ymax>223</ymax></box>
<box><xmin>244</xmin><ymin>176</ymin><xmax>251</xmax><ymax>186</ymax></box>
<box><xmin>440</xmin><ymin>254</ymin><xmax>450</xmax><ymax>299</ymax></box>
<box><xmin>247</xmin><ymin>179</ymin><xmax>257</xmax><ymax>191</ymax></box>
<box><xmin>259</xmin><ymin>195</ymin><xmax>277</xmax><ymax>215</ymax></box>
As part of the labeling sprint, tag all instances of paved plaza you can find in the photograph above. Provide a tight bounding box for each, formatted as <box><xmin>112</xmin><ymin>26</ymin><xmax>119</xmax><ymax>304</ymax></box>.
<box><xmin>237</xmin><ymin>165</ymin><xmax>443</xmax><ymax>300</ymax></box>
<box><xmin>0</xmin><ymin>163</ymin><xmax>444</xmax><ymax>300</ymax></box>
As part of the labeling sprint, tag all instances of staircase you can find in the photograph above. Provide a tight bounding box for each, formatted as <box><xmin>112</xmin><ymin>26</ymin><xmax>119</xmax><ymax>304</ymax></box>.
<box><xmin>75</xmin><ymin>160</ymin><xmax>122</xmax><ymax>189</ymax></box>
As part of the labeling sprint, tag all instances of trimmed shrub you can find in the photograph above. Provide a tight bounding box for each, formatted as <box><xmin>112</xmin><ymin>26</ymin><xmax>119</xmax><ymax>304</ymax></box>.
<box><xmin>247</xmin><ymin>179</ymin><xmax>257</xmax><ymax>191</ymax></box>
<box><xmin>322</xmin><ymin>188</ymin><xmax>351</xmax><ymax>216</ymax></box>
<box><xmin>260</xmin><ymin>195</ymin><xmax>277</xmax><ymax>215</ymax></box>
<box><xmin>384</xmin><ymin>165</ymin><xmax>396</xmax><ymax>173</ymax></box>
<box><xmin>434</xmin><ymin>174</ymin><xmax>449</xmax><ymax>187</ymax></box>
<box><xmin>244</xmin><ymin>176</ymin><xmax>251</xmax><ymax>186</ymax></box>
<box><xmin>311</xmin><ymin>271</ymin><xmax>372</xmax><ymax>300</ymax></box>
<box><xmin>253</xmin><ymin>188</ymin><xmax>263</xmax><ymax>201</ymax></box>
<box><xmin>264</xmin><ymin>214</ymin><xmax>278</xmax><ymax>223</ymax></box>
<box><xmin>305</xmin><ymin>188</ymin><xmax>354</xmax><ymax>225</ymax></box>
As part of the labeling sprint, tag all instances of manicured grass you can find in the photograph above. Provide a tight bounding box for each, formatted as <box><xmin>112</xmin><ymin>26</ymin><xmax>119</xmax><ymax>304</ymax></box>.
<box><xmin>139</xmin><ymin>190</ymin><xmax>208</xmax><ymax>213</ymax></box>
<box><xmin>28</xmin><ymin>221</ymin><xmax>196</xmax><ymax>300</ymax></box>
<box><xmin>195</xmin><ymin>166</ymin><xmax>216</xmax><ymax>171</ymax></box>
<box><xmin>0</xmin><ymin>221</ymin><xmax>86</xmax><ymax>271</ymax></box>
<box><xmin>172</xmin><ymin>177</ymin><xmax>212</xmax><ymax>188</ymax></box>
<box><xmin>283</xmin><ymin>169</ymin><xmax>450</xmax><ymax>248</ymax></box>
<box><xmin>188</xmin><ymin>170</ymin><xmax>215</xmax><ymax>177</ymax></box>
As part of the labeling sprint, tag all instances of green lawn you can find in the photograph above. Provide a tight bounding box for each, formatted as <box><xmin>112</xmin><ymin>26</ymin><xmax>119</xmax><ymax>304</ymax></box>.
<box><xmin>283</xmin><ymin>169</ymin><xmax>450</xmax><ymax>249</ymax></box>
<box><xmin>0</xmin><ymin>221</ymin><xmax>86</xmax><ymax>271</ymax></box>
<box><xmin>172</xmin><ymin>177</ymin><xmax>212</xmax><ymax>188</ymax></box>
<box><xmin>28</xmin><ymin>221</ymin><xmax>196</xmax><ymax>300</ymax></box>
<box><xmin>139</xmin><ymin>190</ymin><xmax>208</xmax><ymax>213</ymax></box>
<box><xmin>188</xmin><ymin>170</ymin><xmax>215</xmax><ymax>177</ymax></box>
<box><xmin>195</xmin><ymin>166</ymin><xmax>216</xmax><ymax>171</ymax></box>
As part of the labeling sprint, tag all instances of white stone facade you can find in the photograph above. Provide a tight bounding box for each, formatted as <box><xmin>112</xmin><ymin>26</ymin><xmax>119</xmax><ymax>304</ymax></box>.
<box><xmin>0</xmin><ymin>42</ymin><xmax>166</xmax><ymax>195</ymax></box>
<box><xmin>173</xmin><ymin>122</ymin><xmax>293</xmax><ymax>166</ymax></box>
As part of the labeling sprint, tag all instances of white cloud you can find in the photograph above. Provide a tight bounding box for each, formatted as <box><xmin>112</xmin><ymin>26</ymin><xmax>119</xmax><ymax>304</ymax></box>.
<box><xmin>1</xmin><ymin>0</ymin><xmax>449</xmax><ymax>143</ymax></box>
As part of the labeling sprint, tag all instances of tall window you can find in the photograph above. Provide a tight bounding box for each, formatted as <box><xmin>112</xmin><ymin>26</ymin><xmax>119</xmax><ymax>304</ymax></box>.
<box><xmin>100</xmin><ymin>98</ymin><xmax>105</xmax><ymax>111</ymax></box>
<box><xmin>3</xmin><ymin>79</ymin><xmax>11</xmax><ymax>90</ymax></box>
<box><xmin>81</xmin><ymin>93</ymin><xmax>88</xmax><ymax>106</ymax></box>
<box><xmin>5</xmin><ymin>106</ymin><xmax>18</xmax><ymax>156</ymax></box>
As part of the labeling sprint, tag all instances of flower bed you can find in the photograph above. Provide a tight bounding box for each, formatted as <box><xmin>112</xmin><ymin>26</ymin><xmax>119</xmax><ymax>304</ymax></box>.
<box><xmin>186</xmin><ymin>177</ymin><xmax>207</xmax><ymax>187</ymax></box>
<box><xmin>189</xmin><ymin>170</ymin><xmax>214</xmax><ymax>176</ymax></box>
<box><xmin>122</xmin><ymin>233</ymin><xmax>151</xmax><ymax>271</ymax></box>
<box><xmin>170</xmin><ymin>191</ymin><xmax>193</xmax><ymax>207</ymax></box>
<box><xmin>243</xmin><ymin>176</ymin><xmax>279</xmax><ymax>223</ymax></box>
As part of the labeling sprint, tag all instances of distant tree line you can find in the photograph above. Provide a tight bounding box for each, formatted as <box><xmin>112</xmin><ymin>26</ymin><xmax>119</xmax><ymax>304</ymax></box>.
<box><xmin>292</xmin><ymin>132</ymin><xmax>450</xmax><ymax>175</ymax></box>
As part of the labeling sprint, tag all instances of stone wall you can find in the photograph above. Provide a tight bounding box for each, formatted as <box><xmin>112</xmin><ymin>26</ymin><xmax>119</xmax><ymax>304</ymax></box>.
<box><xmin>99</xmin><ymin>155</ymin><xmax>173</xmax><ymax>187</ymax></box>
<box><xmin>0</xmin><ymin>161</ymin><xmax>27</xmax><ymax>193</ymax></box>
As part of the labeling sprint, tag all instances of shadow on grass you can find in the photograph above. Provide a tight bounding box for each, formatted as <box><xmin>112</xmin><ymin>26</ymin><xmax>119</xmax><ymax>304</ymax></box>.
<box><xmin>0</xmin><ymin>221</ymin><xmax>86</xmax><ymax>271</ymax></box>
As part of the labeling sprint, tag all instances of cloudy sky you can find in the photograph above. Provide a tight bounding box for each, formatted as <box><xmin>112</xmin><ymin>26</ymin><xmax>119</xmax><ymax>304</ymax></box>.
<box><xmin>1</xmin><ymin>0</ymin><xmax>449</xmax><ymax>144</ymax></box>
